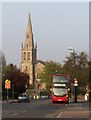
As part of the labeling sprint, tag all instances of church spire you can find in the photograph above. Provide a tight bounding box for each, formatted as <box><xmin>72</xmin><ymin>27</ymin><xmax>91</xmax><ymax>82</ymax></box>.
<box><xmin>26</xmin><ymin>12</ymin><xmax>32</xmax><ymax>34</ymax></box>
<box><xmin>23</xmin><ymin>13</ymin><xmax>34</xmax><ymax>50</ymax></box>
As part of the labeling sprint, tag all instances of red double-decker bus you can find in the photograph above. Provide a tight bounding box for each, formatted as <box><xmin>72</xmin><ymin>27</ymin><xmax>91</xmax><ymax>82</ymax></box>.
<box><xmin>51</xmin><ymin>74</ymin><xmax>69</xmax><ymax>103</ymax></box>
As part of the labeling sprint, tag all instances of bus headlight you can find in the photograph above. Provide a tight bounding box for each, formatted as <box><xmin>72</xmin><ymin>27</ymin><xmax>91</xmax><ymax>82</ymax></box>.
<box><xmin>66</xmin><ymin>95</ymin><xmax>68</xmax><ymax>97</ymax></box>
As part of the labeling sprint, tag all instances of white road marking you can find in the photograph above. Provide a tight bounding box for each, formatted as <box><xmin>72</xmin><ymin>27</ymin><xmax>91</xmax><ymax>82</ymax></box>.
<box><xmin>10</xmin><ymin>113</ymin><xmax>18</xmax><ymax>117</ymax></box>
<box><xmin>7</xmin><ymin>109</ymin><xmax>28</xmax><ymax>117</ymax></box>
<box><xmin>22</xmin><ymin>110</ymin><xmax>28</xmax><ymax>113</ymax></box>
<box><xmin>62</xmin><ymin>111</ymin><xmax>89</xmax><ymax>113</ymax></box>
<box><xmin>56</xmin><ymin>111</ymin><xmax>62</xmax><ymax>118</ymax></box>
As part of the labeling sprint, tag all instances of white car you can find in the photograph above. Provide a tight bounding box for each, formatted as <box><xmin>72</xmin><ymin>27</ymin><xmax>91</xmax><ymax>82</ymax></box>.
<box><xmin>41</xmin><ymin>95</ymin><xmax>48</xmax><ymax>99</ymax></box>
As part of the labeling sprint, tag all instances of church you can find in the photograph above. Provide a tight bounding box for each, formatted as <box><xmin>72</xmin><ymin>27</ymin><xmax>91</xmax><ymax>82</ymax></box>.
<box><xmin>20</xmin><ymin>13</ymin><xmax>46</xmax><ymax>89</ymax></box>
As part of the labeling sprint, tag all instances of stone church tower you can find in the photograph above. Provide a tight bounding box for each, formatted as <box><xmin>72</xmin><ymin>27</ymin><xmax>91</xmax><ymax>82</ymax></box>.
<box><xmin>20</xmin><ymin>13</ymin><xmax>37</xmax><ymax>85</ymax></box>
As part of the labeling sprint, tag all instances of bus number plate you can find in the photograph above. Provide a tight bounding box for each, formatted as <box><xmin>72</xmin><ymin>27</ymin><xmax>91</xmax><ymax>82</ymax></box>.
<box><xmin>58</xmin><ymin>99</ymin><xmax>62</xmax><ymax>101</ymax></box>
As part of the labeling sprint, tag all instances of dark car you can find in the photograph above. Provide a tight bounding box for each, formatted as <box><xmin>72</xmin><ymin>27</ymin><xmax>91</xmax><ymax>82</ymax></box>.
<box><xmin>18</xmin><ymin>93</ymin><xmax>30</xmax><ymax>103</ymax></box>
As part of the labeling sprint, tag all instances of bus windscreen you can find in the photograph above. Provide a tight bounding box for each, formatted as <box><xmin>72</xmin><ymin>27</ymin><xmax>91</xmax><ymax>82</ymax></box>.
<box><xmin>53</xmin><ymin>75</ymin><xmax>68</xmax><ymax>83</ymax></box>
<box><xmin>53</xmin><ymin>88</ymin><xmax>68</xmax><ymax>96</ymax></box>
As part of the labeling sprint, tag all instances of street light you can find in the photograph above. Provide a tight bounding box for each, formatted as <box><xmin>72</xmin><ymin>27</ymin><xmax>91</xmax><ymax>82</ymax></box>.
<box><xmin>68</xmin><ymin>47</ymin><xmax>73</xmax><ymax>50</ymax></box>
<box><xmin>68</xmin><ymin>47</ymin><xmax>77</xmax><ymax>102</ymax></box>
<box><xmin>68</xmin><ymin>47</ymin><xmax>75</xmax><ymax>80</ymax></box>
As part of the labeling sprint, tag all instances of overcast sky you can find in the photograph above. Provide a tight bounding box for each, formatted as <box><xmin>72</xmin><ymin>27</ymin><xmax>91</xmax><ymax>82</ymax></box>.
<box><xmin>2</xmin><ymin>2</ymin><xmax>89</xmax><ymax>68</ymax></box>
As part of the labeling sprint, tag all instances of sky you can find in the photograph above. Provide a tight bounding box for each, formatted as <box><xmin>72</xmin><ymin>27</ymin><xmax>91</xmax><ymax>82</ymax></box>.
<box><xmin>2</xmin><ymin>2</ymin><xmax>89</xmax><ymax>68</ymax></box>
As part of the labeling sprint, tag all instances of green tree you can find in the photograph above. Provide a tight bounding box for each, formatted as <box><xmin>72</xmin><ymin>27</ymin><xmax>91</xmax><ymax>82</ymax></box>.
<box><xmin>39</xmin><ymin>61</ymin><xmax>63</xmax><ymax>87</ymax></box>
<box><xmin>2</xmin><ymin>64</ymin><xmax>16</xmax><ymax>76</ymax></box>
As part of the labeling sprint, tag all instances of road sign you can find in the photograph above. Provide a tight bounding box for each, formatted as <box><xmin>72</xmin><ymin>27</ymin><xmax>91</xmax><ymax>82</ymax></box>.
<box><xmin>5</xmin><ymin>79</ymin><xmax>11</xmax><ymax>89</ymax></box>
<box><xmin>74</xmin><ymin>78</ymin><xmax>78</xmax><ymax>86</ymax></box>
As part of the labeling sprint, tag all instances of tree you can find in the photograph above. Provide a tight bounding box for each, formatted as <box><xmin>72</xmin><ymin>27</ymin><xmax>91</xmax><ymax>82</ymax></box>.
<box><xmin>0</xmin><ymin>51</ymin><xmax>6</xmax><ymax>93</ymax></box>
<box><xmin>39</xmin><ymin>61</ymin><xmax>64</xmax><ymax>87</ymax></box>
<box><xmin>63</xmin><ymin>51</ymin><xmax>89</xmax><ymax>94</ymax></box>
<box><xmin>88</xmin><ymin>61</ymin><xmax>91</xmax><ymax>90</ymax></box>
<box><xmin>2</xmin><ymin>64</ymin><xmax>29</xmax><ymax>98</ymax></box>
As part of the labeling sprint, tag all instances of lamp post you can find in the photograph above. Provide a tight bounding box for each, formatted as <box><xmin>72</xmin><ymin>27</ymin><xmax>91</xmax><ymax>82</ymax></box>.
<box><xmin>68</xmin><ymin>47</ymin><xmax>75</xmax><ymax>80</ymax></box>
<box><xmin>68</xmin><ymin>47</ymin><xmax>77</xmax><ymax>103</ymax></box>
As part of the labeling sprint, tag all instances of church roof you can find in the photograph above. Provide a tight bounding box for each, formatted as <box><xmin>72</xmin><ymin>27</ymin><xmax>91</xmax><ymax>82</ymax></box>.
<box><xmin>35</xmin><ymin>60</ymin><xmax>45</xmax><ymax>65</ymax></box>
<box><xmin>23</xmin><ymin>13</ymin><xmax>34</xmax><ymax>50</ymax></box>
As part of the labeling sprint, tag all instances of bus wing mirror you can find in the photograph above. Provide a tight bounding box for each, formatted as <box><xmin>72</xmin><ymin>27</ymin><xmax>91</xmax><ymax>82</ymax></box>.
<box><xmin>68</xmin><ymin>88</ymin><xmax>70</xmax><ymax>91</ymax></box>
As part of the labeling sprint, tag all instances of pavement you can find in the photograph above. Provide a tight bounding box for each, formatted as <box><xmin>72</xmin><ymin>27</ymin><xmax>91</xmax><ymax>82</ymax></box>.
<box><xmin>56</xmin><ymin>99</ymin><xmax>90</xmax><ymax>119</ymax></box>
<box><xmin>1</xmin><ymin>99</ymin><xmax>18</xmax><ymax>104</ymax></box>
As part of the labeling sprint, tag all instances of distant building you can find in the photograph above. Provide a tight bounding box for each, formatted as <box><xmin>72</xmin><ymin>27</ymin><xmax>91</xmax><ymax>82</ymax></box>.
<box><xmin>20</xmin><ymin>13</ymin><xmax>45</xmax><ymax>89</ymax></box>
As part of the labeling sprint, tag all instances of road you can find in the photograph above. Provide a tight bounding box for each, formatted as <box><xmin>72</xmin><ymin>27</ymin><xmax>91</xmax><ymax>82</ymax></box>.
<box><xmin>2</xmin><ymin>99</ymin><xmax>67</xmax><ymax>119</ymax></box>
<box><xmin>2</xmin><ymin>99</ymin><xmax>90</xmax><ymax>119</ymax></box>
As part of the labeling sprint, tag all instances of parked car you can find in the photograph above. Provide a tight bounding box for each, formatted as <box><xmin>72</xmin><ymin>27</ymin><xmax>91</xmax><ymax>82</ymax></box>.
<box><xmin>41</xmin><ymin>95</ymin><xmax>48</xmax><ymax>99</ymax></box>
<box><xmin>18</xmin><ymin>93</ymin><xmax>30</xmax><ymax>103</ymax></box>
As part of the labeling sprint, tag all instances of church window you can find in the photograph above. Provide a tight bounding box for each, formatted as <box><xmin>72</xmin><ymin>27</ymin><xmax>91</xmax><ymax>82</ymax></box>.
<box><xmin>27</xmin><ymin>52</ymin><xmax>30</xmax><ymax>61</ymax></box>
<box><xmin>27</xmin><ymin>44</ymin><xmax>28</xmax><ymax>49</ymax></box>
<box><xmin>27</xmin><ymin>35</ymin><xmax>29</xmax><ymax>39</ymax></box>
<box><xmin>25</xmin><ymin>66</ymin><xmax>27</xmax><ymax>71</ymax></box>
<box><xmin>24</xmin><ymin>52</ymin><xmax>26</xmax><ymax>60</ymax></box>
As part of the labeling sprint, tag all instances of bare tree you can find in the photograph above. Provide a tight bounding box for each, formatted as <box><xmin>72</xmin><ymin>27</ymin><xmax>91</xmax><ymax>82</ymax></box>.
<box><xmin>64</xmin><ymin>51</ymin><xmax>89</xmax><ymax>87</ymax></box>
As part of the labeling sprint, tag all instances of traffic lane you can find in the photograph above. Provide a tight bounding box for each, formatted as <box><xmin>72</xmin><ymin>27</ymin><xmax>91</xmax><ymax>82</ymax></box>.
<box><xmin>2</xmin><ymin>102</ymin><xmax>30</xmax><ymax>118</ymax></box>
<box><xmin>2</xmin><ymin>99</ymin><xmax>68</xmax><ymax>118</ymax></box>
<box><xmin>9</xmin><ymin>102</ymin><xmax>67</xmax><ymax>118</ymax></box>
<box><xmin>2</xmin><ymin>99</ymin><xmax>67</xmax><ymax>118</ymax></box>
<box><xmin>2</xmin><ymin>99</ymin><xmax>50</xmax><ymax>118</ymax></box>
